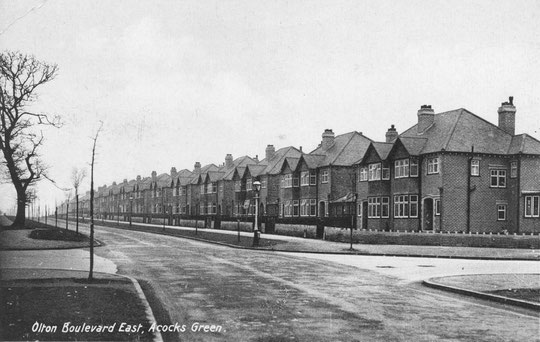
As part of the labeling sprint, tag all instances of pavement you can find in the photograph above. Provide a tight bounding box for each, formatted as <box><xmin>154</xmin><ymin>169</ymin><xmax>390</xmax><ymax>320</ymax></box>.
<box><xmin>1</xmin><ymin>215</ymin><xmax>539</xmax><ymax>316</ymax></box>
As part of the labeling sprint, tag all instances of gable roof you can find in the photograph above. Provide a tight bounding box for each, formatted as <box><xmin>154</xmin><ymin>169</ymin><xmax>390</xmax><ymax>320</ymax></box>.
<box><xmin>358</xmin><ymin>142</ymin><xmax>395</xmax><ymax>165</ymax></box>
<box><xmin>300</xmin><ymin>154</ymin><xmax>325</xmax><ymax>169</ymax></box>
<box><xmin>263</xmin><ymin>146</ymin><xmax>303</xmax><ymax>175</ymax></box>
<box><xmin>206</xmin><ymin>171</ymin><xmax>225</xmax><ymax>183</ymax></box>
<box><xmin>222</xmin><ymin>156</ymin><xmax>259</xmax><ymax>180</ymax></box>
<box><xmin>309</xmin><ymin>131</ymin><xmax>372</xmax><ymax>166</ymax></box>
<box><xmin>400</xmin><ymin>108</ymin><xmax>523</xmax><ymax>155</ymax></box>
<box><xmin>245</xmin><ymin>164</ymin><xmax>267</xmax><ymax>178</ymax></box>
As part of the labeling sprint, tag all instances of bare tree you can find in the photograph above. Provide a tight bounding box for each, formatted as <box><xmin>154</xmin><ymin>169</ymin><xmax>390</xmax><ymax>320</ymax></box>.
<box><xmin>72</xmin><ymin>167</ymin><xmax>87</xmax><ymax>233</ymax></box>
<box><xmin>89</xmin><ymin>121</ymin><xmax>103</xmax><ymax>281</ymax></box>
<box><xmin>0</xmin><ymin>51</ymin><xmax>61</xmax><ymax>227</ymax></box>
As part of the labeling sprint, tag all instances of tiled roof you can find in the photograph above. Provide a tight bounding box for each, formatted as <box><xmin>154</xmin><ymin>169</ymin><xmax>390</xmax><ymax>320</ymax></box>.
<box><xmin>309</xmin><ymin>131</ymin><xmax>372</xmax><ymax>166</ymax></box>
<box><xmin>372</xmin><ymin>142</ymin><xmax>394</xmax><ymax>160</ymax></box>
<box><xmin>156</xmin><ymin>173</ymin><xmax>171</xmax><ymax>187</ymax></box>
<box><xmin>245</xmin><ymin>164</ymin><xmax>267</xmax><ymax>178</ymax></box>
<box><xmin>222</xmin><ymin>156</ymin><xmax>258</xmax><ymax>180</ymax></box>
<box><xmin>177</xmin><ymin>176</ymin><xmax>192</xmax><ymax>186</ymax></box>
<box><xmin>357</xmin><ymin>142</ymin><xmax>395</xmax><ymax>165</ymax></box>
<box><xmin>263</xmin><ymin>146</ymin><xmax>303</xmax><ymax>175</ymax></box>
<box><xmin>399</xmin><ymin>108</ymin><xmax>528</xmax><ymax>155</ymax></box>
<box><xmin>398</xmin><ymin>137</ymin><xmax>427</xmax><ymax>156</ymax></box>
<box><xmin>301</xmin><ymin>154</ymin><xmax>325</xmax><ymax>169</ymax></box>
<box><xmin>283</xmin><ymin>157</ymin><xmax>300</xmax><ymax>172</ymax></box>
<box><xmin>206</xmin><ymin>171</ymin><xmax>225</xmax><ymax>183</ymax></box>
<box><xmin>139</xmin><ymin>177</ymin><xmax>153</xmax><ymax>190</ymax></box>
<box><xmin>508</xmin><ymin>134</ymin><xmax>540</xmax><ymax>155</ymax></box>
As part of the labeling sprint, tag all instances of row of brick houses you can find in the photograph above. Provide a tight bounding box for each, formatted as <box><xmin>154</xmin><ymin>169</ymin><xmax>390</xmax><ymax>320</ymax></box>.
<box><xmin>69</xmin><ymin>98</ymin><xmax>540</xmax><ymax>234</ymax></box>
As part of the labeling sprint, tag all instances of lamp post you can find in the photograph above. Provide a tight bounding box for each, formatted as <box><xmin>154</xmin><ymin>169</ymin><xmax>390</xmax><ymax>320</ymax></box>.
<box><xmin>252</xmin><ymin>180</ymin><xmax>261</xmax><ymax>247</ymax></box>
<box><xmin>129</xmin><ymin>195</ymin><xmax>134</xmax><ymax>227</ymax></box>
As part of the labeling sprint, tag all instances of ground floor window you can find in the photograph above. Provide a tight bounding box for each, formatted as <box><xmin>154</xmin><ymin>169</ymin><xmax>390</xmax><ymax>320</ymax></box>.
<box><xmin>368</xmin><ymin>197</ymin><xmax>381</xmax><ymax>218</ymax></box>
<box><xmin>394</xmin><ymin>194</ymin><xmax>419</xmax><ymax>218</ymax></box>
<box><xmin>497</xmin><ymin>204</ymin><xmax>507</xmax><ymax>221</ymax></box>
<box><xmin>434</xmin><ymin>199</ymin><xmax>441</xmax><ymax>216</ymax></box>
<box><xmin>525</xmin><ymin>195</ymin><xmax>540</xmax><ymax>217</ymax></box>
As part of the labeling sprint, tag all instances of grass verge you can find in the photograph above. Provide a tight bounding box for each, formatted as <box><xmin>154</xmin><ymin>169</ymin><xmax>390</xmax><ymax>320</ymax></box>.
<box><xmin>91</xmin><ymin>218</ymin><xmax>286</xmax><ymax>249</ymax></box>
<box><xmin>486</xmin><ymin>288</ymin><xmax>540</xmax><ymax>303</ymax></box>
<box><xmin>0</xmin><ymin>278</ymin><xmax>154</xmax><ymax>341</ymax></box>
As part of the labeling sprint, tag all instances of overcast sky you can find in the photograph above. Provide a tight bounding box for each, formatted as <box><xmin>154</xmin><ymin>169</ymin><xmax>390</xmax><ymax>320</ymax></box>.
<box><xmin>1</xmin><ymin>0</ymin><xmax>539</xmax><ymax>213</ymax></box>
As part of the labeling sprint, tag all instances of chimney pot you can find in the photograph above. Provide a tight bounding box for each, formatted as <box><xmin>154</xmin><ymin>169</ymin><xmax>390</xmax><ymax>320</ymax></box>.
<box><xmin>386</xmin><ymin>124</ymin><xmax>399</xmax><ymax>143</ymax></box>
<box><xmin>322</xmin><ymin>129</ymin><xmax>335</xmax><ymax>150</ymax></box>
<box><xmin>417</xmin><ymin>105</ymin><xmax>435</xmax><ymax>134</ymax></box>
<box><xmin>498</xmin><ymin>96</ymin><xmax>516</xmax><ymax>135</ymax></box>
<box><xmin>265</xmin><ymin>145</ymin><xmax>276</xmax><ymax>160</ymax></box>
<box><xmin>225</xmin><ymin>154</ymin><xmax>234</xmax><ymax>168</ymax></box>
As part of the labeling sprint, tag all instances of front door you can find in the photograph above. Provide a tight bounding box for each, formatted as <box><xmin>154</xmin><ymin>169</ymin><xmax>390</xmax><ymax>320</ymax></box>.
<box><xmin>423</xmin><ymin>198</ymin><xmax>434</xmax><ymax>230</ymax></box>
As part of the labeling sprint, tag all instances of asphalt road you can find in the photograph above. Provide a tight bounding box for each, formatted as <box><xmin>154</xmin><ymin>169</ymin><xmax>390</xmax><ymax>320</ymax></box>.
<box><xmin>47</xmin><ymin>223</ymin><xmax>540</xmax><ymax>341</ymax></box>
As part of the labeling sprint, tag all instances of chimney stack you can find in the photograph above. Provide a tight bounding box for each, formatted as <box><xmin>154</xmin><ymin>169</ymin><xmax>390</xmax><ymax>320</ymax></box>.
<box><xmin>321</xmin><ymin>129</ymin><xmax>335</xmax><ymax>150</ymax></box>
<box><xmin>498</xmin><ymin>96</ymin><xmax>516</xmax><ymax>135</ymax></box>
<box><xmin>265</xmin><ymin>145</ymin><xmax>276</xmax><ymax>160</ymax></box>
<box><xmin>385</xmin><ymin>125</ymin><xmax>398</xmax><ymax>143</ymax></box>
<box><xmin>225</xmin><ymin>154</ymin><xmax>234</xmax><ymax>168</ymax></box>
<box><xmin>136</xmin><ymin>175</ymin><xmax>141</xmax><ymax>182</ymax></box>
<box><xmin>417</xmin><ymin>105</ymin><xmax>434</xmax><ymax>134</ymax></box>
<box><xmin>151</xmin><ymin>171</ymin><xmax>157</xmax><ymax>181</ymax></box>
<box><xmin>194</xmin><ymin>162</ymin><xmax>201</xmax><ymax>173</ymax></box>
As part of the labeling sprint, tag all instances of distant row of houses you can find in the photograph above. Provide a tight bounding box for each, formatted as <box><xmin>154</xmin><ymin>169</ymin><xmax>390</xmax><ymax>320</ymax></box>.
<box><xmin>65</xmin><ymin>97</ymin><xmax>540</xmax><ymax>234</ymax></box>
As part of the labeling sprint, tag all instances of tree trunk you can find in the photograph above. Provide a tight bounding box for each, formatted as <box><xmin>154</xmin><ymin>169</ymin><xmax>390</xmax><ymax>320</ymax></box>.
<box><xmin>12</xmin><ymin>189</ymin><xmax>27</xmax><ymax>227</ymax></box>
<box><xmin>76</xmin><ymin>194</ymin><xmax>79</xmax><ymax>234</ymax></box>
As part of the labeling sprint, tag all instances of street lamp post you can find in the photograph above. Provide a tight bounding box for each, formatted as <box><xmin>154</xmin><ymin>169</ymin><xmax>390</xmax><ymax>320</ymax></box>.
<box><xmin>129</xmin><ymin>195</ymin><xmax>133</xmax><ymax>227</ymax></box>
<box><xmin>252</xmin><ymin>180</ymin><xmax>261</xmax><ymax>247</ymax></box>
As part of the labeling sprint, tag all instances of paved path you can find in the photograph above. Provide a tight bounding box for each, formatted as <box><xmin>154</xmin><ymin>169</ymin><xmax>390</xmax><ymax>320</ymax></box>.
<box><xmin>97</xmin><ymin>219</ymin><xmax>540</xmax><ymax>260</ymax></box>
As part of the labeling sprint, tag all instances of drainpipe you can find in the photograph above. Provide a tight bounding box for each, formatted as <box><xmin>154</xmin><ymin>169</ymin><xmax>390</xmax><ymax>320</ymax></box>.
<box><xmin>516</xmin><ymin>156</ymin><xmax>521</xmax><ymax>234</ymax></box>
<box><xmin>417</xmin><ymin>156</ymin><xmax>422</xmax><ymax>232</ymax></box>
<box><xmin>466</xmin><ymin>146</ymin><xmax>474</xmax><ymax>234</ymax></box>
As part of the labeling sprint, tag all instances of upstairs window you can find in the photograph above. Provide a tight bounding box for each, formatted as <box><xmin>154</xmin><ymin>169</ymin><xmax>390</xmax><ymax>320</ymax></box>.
<box><xmin>282</xmin><ymin>174</ymin><xmax>292</xmax><ymax>188</ymax></box>
<box><xmin>382</xmin><ymin>167</ymin><xmax>390</xmax><ymax>180</ymax></box>
<box><xmin>427</xmin><ymin>157</ymin><xmax>439</xmax><ymax>174</ymax></box>
<box><xmin>471</xmin><ymin>160</ymin><xmax>480</xmax><ymax>176</ymax></box>
<box><xmin>300</xmin><ymin>171</ymin><xmax>309</xmax><ymax>186</ymax></box>
<box><xmin>321</xmin><ymin>170</ymin><xmax>329</xmax><ymax>183</ymax></box>
<box><xmin>234</xmin><ymin>180</ymin><xmax>241</xmax><ymax>192</ymax></box>
<box><xmin>309</xmin><ymin>171</ymin><xmax>317</xmax><ymax>185</ymax></box>
<box><xmin>410</xmin><ymin>159</ymin><xmax>419</xmax><ymax>177</ymax></box>
<box><xmin>246</xmin><ymin>178</ymin><xmax>252</xmax><ymax>191</ymax></box>
<box><xmin>212</xmin><ymin>182</ymin><xmax>217</xmax><ymax>193</ymax></box>
<box><xmin>510</xmin><ymin>162</ymin><xmax>518</xmax><ymax>178</ymax></box>
<box><xmin>490</xmin><ymin>170</ymin><xmax>506</xmax><ymax>188</ymax></box>
<box><xmin>368</xmin><ymin>163</ymin><xmax>381</xmax><ymax>181</ymax></box>
<box><xmin>359</xmin><ymin>167</ymin><xmax>368</xmax><ymax>182</ymax></box>
<box><xmin>292</xmin><ymin>175</ymin><xmax>299</xmax><ymax>187</ymax></box>
<box><xmin>394</xmin><ymin>159</ymin><xmax>409</xmax><ymax>178</ymax></box>
<box><xmin>261</xmin><ymin>179</ymin><xmax>267</xmax><ymax>189</ymax></box>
